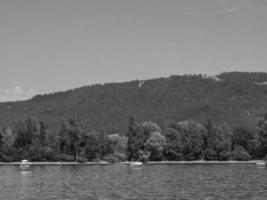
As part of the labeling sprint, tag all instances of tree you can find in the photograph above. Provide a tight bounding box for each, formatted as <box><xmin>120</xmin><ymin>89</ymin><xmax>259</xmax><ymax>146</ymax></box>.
<box><xmin>142</xmin><ymin>121</ymin><xmax>161</xmax><ymax>140</ymax></box>
<box><xmin>0</xmin><ymin>129</ymin><xmax>3</xmax><ymax>159</ymax></box>
<box><xmin>145</xmin><ymin>132</ymin><xmax>166</xmax><ymax>161</ymax></box>
<box><xmin>68</xmin><ymin>118</ymin><xmax>85</xmax><ymax>161</ymax></box>
<box><xmin>257</xmin><ymin>114</ymin><xmax>267</xmax><ymax>158</ymax></box>
<box><xmin>163</xmin><ymin>128</ymin><xmax>183</xmax><ymax>160</ymax></box>
<box><xmin>232</xmin><ymin>145</ymin><xmax>251</xmax><ymax>161</ymax></box>
<box><xmin>204</xmin><ymin>119</ymin><xmax>217</xmax><ymax>148</ymax></box>
<box><xmin>57</xmin><ymin>118</ymin><xmax>85</xmax><ymax>161</ymax></box>
<box><xmin>215</xmin><ymin>123</ymin><xmax>233</xmax><ymax>160</ymax></box>
<box><xmin>14</xmin><ymin>118</ymin><xmax>36</xmax><ymax>150</ymax></box>
<box><xmin>58</xmin><ymin>122</ymin><xmax>72</xmax><ymax>155</ymax></box>
<box><xmin>0</xmin><ymin>129</ymin><xmax>3</xmax><ymax>148</ymax></box>
<box><xmin>1</xmin><ymin>128</ymin><xmax>16</xmax><ymax>148</ymax></box>
<box><xmin>203</xmin><ymin>119</ymin><xmax>218</xmax><ymax>160</ymax></box>
<box><xmin>83</xmin><ymin>132</ymin><xmax>112</xmax><ymax>161</ymax></box>
<box><xmin>83</xmin><ymin>132</ymin><xmax>101</xmax><ymax>161</ymax></box>
<box><xmin>127</xmin><ymin>120</ymin><xmax>146</xmax><ymax>161</ymax></box>
<box><xmin>232</xmin><ymin>126</ymin><xmax>255</xmax><ymax>157</ymax></box>
<box><xmin>107</xmin><ymin>134</ymin><xmax>128</xmax><ymax>161</ymax></box>
<box><xmin>39</xmin><ymin>121</ymin><xmax>47</xmax><ymax>146</ymax></box>
<box><xmin>0</xmin><ymin>128</ymin><xmax>16</xmax><ymax>161</ymax></box>
<box><xmin>176</xmin><ymin>120</ymin><xmax>206</xmax><ymax>160</ymax></box>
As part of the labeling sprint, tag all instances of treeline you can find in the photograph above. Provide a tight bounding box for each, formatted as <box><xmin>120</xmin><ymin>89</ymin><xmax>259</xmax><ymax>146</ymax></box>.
<box><xmin>0</xmin><ymin>114</ymin><xmax>267</xmax><ymax>162</ymax></box>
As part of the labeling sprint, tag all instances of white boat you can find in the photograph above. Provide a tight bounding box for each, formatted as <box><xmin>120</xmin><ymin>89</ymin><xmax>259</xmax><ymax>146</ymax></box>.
<box><xmin>20</xmin><ymin>159</ymin><xmax>31</xmax><ymax>171</ymax></box>
<box><xmin>129</xmin><ymin>161</ymin><xmax>143</xmax><ymax>168</ymax></box>
<box><xmin>256</xmin><ymin>161</ymin><xmax>266</xmax><ymax>167</ymax></box>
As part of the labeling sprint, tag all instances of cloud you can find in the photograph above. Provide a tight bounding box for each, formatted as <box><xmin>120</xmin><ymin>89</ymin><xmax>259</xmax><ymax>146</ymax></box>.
<box><xmin>216</xmin><ymin>0</ymin><xmax>231</xmax><ymax>3</ymax></box>
<box><xmin>215</xmin><ymin>0</ymin><xmax>252</xmax><ymax>14</ymax></box>
<box><xmin>0</xmin><ymin>86</ymin><xmax>36</xmax><ymax>102</ymax></box>
<box><xmin>225</xmin><ymin>4</ymin><xmax>241</xmax><ymax>13</ymax></box>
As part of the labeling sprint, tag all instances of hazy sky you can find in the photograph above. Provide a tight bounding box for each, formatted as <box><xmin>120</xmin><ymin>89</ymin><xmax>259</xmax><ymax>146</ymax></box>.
<box><xmin>0</xmin><ymin>0</ymin><xmax>267</xmax><ymax>101</ymax></box>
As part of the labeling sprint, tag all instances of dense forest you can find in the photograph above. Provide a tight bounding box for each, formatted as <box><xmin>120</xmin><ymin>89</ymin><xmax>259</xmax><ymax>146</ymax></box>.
<box><xmin>0</xmin><ymin>72</ymin><xmax>267</xmax><ymax>134</ymax></box>
<box><xmin>0</xmin><ymin>114</ymin><xmax>267</xmax><ymax>162</ymax></box>
<box><xmin>1</xmin><ymin>71</ymin><xmax>267</xmax><ymax>162</ymax></box>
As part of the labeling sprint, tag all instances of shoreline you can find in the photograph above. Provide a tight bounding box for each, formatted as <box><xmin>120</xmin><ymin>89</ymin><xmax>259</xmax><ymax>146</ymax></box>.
<box><xmin>0</xmin><ymin>160</ymin><xmax>263</xmax><ymax>165</ymax></box>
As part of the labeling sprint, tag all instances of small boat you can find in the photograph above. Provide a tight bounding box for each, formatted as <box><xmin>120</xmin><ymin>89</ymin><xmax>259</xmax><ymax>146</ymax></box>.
<box><xmin>129</xmin><ymin>161</ymin><xmax>143</xmax><ymax>168</ymax></box>
<box><xmin>256</xmin><ymin>161</ymin><xmax>266</xmax><ymax>168</ymax></box>
<box><xmin>20</xmin><ymin>159</ymin><xmax>31</xmax><ymax>171</ymax></box>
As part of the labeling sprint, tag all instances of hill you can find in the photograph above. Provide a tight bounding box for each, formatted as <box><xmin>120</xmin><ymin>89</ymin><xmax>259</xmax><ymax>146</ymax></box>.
<box><xmin>0</xmin><ymin>72</ymin><xmax>267</xmax><ymax>133</ymax></box>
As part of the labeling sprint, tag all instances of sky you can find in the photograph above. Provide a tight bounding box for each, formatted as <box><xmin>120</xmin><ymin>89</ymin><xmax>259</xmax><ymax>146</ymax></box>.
<box><xmin>0</xmin><ymin>0</ymin><xmax>267</xmax><ymax>101</ymax></box>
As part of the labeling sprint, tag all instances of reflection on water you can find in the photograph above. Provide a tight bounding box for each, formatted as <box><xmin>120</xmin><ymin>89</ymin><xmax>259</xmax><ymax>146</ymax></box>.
<box><xmin>20</xmin><ymin>171</ymin><xmax>32</xmax><ymax>176</ymax></box>
<box><xmin>19</xmin><ymin>170</ymin><xmax>32</xmax><ymax>200</ymax></box>
<box><xmin>0</xmin><ymin>164</ymin><xmax>266</xmax><ymax>200</ymax></box>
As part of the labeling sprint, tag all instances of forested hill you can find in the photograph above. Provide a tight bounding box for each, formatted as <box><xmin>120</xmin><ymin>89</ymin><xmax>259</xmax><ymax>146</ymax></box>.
<box><xmin>0</xmin><ymin>72</ymin><xmax>267</xmax><ymax>133</ymax></box>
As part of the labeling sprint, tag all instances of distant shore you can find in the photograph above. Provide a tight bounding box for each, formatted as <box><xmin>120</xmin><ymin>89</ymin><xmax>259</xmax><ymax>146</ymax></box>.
<box><xmin>0</xmin><ymin>160</ymin><xmax>264</xmax><ymax>165</ymax></box>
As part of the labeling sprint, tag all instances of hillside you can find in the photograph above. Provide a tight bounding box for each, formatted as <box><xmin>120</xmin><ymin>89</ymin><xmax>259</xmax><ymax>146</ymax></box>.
<box><xmin>0</xmin><ymin>72</ymin><xmax>267</xmax><ymax>133</ymax></box>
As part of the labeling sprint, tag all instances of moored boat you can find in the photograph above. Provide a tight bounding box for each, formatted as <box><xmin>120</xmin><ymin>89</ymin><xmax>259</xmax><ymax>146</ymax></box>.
<box><xmin>20</xmin><ymin>159</ymin><xmax>31</xmax><ymax>171</ymax></box>
<box><xmin>129</xmin><ymin>161</ymin><xmax>143</xmax><ymax>168</ymax></box>
<box><xmin>255</xmin><ymin>161</ymin><xmax>266</xmax><ymax>168</ymax></box>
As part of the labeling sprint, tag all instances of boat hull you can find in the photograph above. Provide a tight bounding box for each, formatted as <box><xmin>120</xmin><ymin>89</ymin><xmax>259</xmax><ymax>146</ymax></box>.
<box><xmin>256</xmin><ymin>161</ymin><xmax>266</xmax><ymax>168</ymax></box>
<box><xmin>129</xmin><ymin>162</ymin><xmax>143</xmax><ymax>168</ymax></box>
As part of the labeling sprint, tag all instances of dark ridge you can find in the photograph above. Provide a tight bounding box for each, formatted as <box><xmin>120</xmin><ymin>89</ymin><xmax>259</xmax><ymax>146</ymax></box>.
<box><xmin>0</xmin><ymin>72</ymin><xmax>267</xmax><ymax>133</ymax></box>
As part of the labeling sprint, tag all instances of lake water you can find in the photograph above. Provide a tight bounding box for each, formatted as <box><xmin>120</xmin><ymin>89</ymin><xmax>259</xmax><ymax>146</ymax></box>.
<box><xmin>0</xmin><ymin>163</ymin><xmax>266</xmax><ymax>200</ymax></box>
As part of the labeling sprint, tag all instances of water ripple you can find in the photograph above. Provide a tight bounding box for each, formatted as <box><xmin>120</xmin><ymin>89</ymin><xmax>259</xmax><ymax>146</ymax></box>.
<box><xmin>0</xmin><ymin>164</ymin><xmax>266</xmax><ymax>200</ymax></box>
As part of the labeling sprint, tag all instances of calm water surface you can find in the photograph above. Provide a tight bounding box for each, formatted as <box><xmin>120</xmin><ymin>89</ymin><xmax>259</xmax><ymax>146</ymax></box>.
<box><xmin>0</xmin><ymin>164</ymin><xmax>266</xmax><ymax>200</ymax></box>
